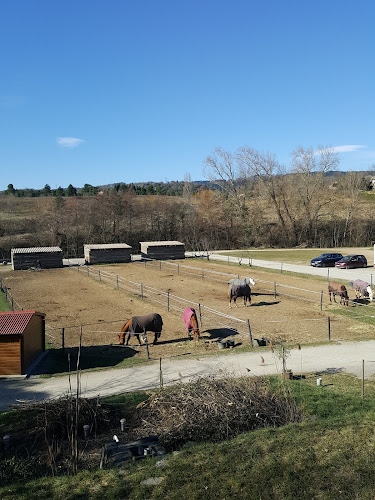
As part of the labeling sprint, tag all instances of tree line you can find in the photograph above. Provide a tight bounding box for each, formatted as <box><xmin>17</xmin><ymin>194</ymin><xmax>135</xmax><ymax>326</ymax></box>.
<box><xmin>1</xmin><ymin>144</ymin><xmax>375</xmax><ymax>258</ymax></box>
<box><xmin>3</xmin><ymin>180</ymin><xmax>215</xmax><ymax>198</ymax></box>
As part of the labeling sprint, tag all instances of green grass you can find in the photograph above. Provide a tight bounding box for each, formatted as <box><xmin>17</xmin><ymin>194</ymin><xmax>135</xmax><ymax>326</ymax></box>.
<box><xmin>2</xmin><ymin>373</ymin><xmax>375</xmax><ymax>499</ymax></box>
<box><xmin>218</xmin><ymin>247</ymin><xmax>373</xmax><ymax>266</ymax></box>
<box><xmin>0</xmin><ymin>290</ymin><xmax>11</xmax><ymax>311</ymax></box>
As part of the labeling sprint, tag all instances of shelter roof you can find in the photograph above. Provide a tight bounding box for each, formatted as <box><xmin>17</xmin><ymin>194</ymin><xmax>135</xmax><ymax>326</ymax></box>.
<box><xmin>0</xmin><ymin>310</ymin><xmax>45</xmax><ymax>335</ymax></box>
<box><xmin>84</xmin><ymin>243</ymin><xmax>131</xmax><ymax>250</ymax></box>
<box><xmin>11</xmin><ymin>247</ymin><xmax>62</xmax><ymax>254</ymax></box>
<box><xmin>140</xmin><ymin>241</ymin><xmax>184</xmax><ymax>246</ymax></box>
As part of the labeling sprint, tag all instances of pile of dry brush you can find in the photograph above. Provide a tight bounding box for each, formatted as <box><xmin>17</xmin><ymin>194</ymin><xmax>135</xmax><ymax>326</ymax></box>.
<box><xmin>135</xmin><ymin>375</ymin><xmax>302</xmax><ymax>449</ymax></box>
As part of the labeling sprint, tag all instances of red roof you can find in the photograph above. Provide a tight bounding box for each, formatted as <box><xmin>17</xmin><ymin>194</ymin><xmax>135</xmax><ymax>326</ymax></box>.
<box><xmin>0</xmin><ymin>310</ymin><xmax>44</xmax><ymax>335</ymax></box>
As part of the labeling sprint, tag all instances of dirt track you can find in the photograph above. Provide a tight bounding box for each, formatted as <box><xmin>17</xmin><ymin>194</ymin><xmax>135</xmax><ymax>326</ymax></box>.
<box><xmin>1</xmin><ymin>259</ymin><xmax>374</xmax><ymax>360</ymax></box>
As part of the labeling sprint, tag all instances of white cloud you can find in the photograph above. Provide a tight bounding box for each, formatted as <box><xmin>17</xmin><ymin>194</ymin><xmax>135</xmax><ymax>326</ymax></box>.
<box><xmin>57</xmin><ymin>137</ymin><xmax>85</xmax><ymax>148</ymax></box>
<box><xmin>332</xmin><ymin>145</ymin><xmax>366</xmax><ymax>153</ymax></box>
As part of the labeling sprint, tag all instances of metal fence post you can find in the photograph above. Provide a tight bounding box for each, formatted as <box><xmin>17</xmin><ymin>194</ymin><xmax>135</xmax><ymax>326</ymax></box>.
<box><xmin>199</xmin><ymin>303</ymin><xmax>202</xmax><ymax>327</ymax></box>
<box><xmin>247</xmin><ymin>319</ymin><xmax>253</xmax><ymax>347</ymax></box>
<box><xmin>178</xmin><ymin>263</ymin><xmax>179</xmax><ymax>275</ymax></box>
<box><xmin>11</xmin><ymin>296</ymin><xmax>14</xmax><ymax>311</ymax></box>
<box><xmin>167</xmin><ymin>291</ymin><xmax>170</xmax><ymax>311</ymax></box>
<box><xmin>116</xmin><ymin>275</ymin><xmax>119</xmax><ymax>289</ymax></box>
<box><xmin>281</xmin><ymin>263</ymin><xmax>283</xmax><ymax>274</ymax></box>
<box><xmin>98</xmin><ymin>270</ymin><xmax>101</xmax><ymax>282</ymax></box>
<box><xmin>274</xmin><ymin>282</ymin><xmax>277</xmax><ymax>299</ymax></box>
<box><xmin>327</xmin><ymin>269</ymin><xmax>329</xmax><ymax>282</ymax></box>
<box><xmin>62</xmin><ymin>328</ymin><xmax>65</xmax><ymax>350</ymax></box>
<box><xmin>141</xmin><ymin>283</ymin><xmax>143</xmax><ymax>300</ymax></box>
<box><xmin>160</xmin><ymin>260</ymin><xmax>162</xmax><ymax>271</ymax></box>
<box><xmin>328</xmin><ymin>316</ymin><xmax>331</xmax><ymax>340</ymax></box>
<box><xmin>202</xmin><ymin>269</ymin><xmax>204</xmax><ymax>280</ymax></box>
<box><xmin>320</xmin><ymin>291</ymin><xmax>323</xmax><ymax>311</ymax></box>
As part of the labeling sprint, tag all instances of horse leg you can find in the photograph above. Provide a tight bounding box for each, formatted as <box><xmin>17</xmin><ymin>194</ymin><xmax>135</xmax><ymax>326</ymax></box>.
<box><xmin>153</xmin><ymin>332</ymin><xmax>160</xmax><ymax>344</ymax></box>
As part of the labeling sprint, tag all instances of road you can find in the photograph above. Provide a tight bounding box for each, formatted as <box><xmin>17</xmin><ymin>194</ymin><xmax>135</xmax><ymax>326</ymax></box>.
<box><xmin>1</xmin><ymin>340</ymin><xmax>375</xmax><ymax>413</ymax></box>
<box><xmin>203</xmin><ymin>251</ymin><xmax>375</xmax><ymax>284</ymax></box>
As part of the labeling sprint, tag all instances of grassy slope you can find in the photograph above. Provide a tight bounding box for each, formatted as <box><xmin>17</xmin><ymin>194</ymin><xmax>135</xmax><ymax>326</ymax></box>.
<box><xmin>2</xmin><ymin>373</ymin><xmax>375</xmax><ymax>499</ymax></box>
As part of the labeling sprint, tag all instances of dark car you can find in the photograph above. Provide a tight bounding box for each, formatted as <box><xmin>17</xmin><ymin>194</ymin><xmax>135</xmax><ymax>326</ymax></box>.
<box><xmin>335</xmin><ymin>255</ymin><xmax>367</xmax><ymax>269</ymax></box>
<box><xmin>310</xmin><ymin>253</ymin><xmax>343</xmax><ymax>267</ymax></box>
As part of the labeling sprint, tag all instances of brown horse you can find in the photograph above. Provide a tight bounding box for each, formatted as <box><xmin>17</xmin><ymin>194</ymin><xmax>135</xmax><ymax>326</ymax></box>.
<box><xmin>328</xmin><ymin>281</ymin><xmax>349</xmax><ymax>306</ymax></box>
<box><xmin>182</xmin><ymin>307</ymin><xmax>200</xmax><ymax>340</ymax></box>
<box><xmin>119</xmin><ymin>313</ymin><xmax>163</xmax><ymax>345</ymax></box>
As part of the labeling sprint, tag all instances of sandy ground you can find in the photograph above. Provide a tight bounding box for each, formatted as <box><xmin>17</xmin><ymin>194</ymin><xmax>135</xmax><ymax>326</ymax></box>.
<box><xmin>1</xmin><ymin>259</ymin><xmax>374</xmax><ymax>361</ymax></box>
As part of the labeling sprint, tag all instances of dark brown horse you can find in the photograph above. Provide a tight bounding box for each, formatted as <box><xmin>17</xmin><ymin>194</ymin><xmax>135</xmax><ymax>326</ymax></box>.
<box><xmin>119</xmin><ymin>313</ymin><xmax>163</xmax><ymax>345</ymax></box>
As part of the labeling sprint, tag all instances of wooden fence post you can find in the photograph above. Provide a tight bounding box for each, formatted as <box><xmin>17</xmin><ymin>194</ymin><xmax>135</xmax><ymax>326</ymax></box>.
<box><xmin>247</xmin><ymin>319</ymin><xmax>253</xmax><ymax>347</ymax></box>
<box><xmin>159</xmin><ymin>357</ymin><xmax>163</xmax><ymax>389</ymax></box>
<box><xmin>11</xmin><ymin>296</ymin><xmax>14</xmax><ymax>311</ymax></box>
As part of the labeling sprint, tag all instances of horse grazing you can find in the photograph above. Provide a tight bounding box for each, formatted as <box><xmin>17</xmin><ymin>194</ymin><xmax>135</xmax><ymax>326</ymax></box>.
<box><xmin>328</xmin><ymin>281</ymin><xmax>349</xmax><ymax>306</ymax></box>
<box><xmin>182</xmin><ymin>307</ymin><xmax>200</xmax><ymax>340</ymax></box>
<box><xmin>229</xmin><ymin>283</ymin><xmax>252</xmax><ymax>308</ymax></box>
<box><xmin>228</xmin><ymin>277</ymin><xmax>255</xmax><ymax>287</ymax></box>
<box><xmin>119</xmin><ymin>313</ymin><xmax>163</xmax><ymax>345</ymax></box>
<box><xmin>351</xmin><ymin>279</ymin><xmax>373</xmax><ymax>302</ymax></box>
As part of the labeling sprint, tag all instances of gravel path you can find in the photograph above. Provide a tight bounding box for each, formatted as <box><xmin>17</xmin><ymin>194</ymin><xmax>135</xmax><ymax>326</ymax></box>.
<box><xmin>1</xmin><ymin>340</ymin><xmax>375</xmax><ymax>412</ymax></box>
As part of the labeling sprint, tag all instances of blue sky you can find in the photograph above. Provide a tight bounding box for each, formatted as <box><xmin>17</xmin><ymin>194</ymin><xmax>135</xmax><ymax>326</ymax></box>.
<box><xmin>1</xmin><ymin>0</ymin><xmax>374</xmax><ymax>190</ymax></box>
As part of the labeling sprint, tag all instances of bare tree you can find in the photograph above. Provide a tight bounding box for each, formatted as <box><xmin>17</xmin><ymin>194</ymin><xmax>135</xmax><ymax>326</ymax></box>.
<box><xmin>183</xmin><ymin>172</ymin><xmax>193</xmax><ymax>201</ymax></box>
<box><xmin>203</xmin><ymin>147</ymin><xmax>245</xmax><ymax>212</ymax></box>
<box><xmin>291</xmin><ymin>145</ymin><xmax>339</xmax><ymax>244</ymax></box>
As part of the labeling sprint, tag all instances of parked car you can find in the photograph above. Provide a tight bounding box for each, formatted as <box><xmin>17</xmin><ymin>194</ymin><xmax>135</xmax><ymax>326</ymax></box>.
<box><xmin>310</xmin><ymin>253</ymin><xmax>343</xmax><ymax>267</ymax></box>
<box><xmin>335</xmin><ymin>255</ymin><xmax>367</xmax><ymax>269</ymax></box>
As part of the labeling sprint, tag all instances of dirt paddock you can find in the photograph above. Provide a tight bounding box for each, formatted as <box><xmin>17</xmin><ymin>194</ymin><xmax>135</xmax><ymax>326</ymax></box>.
<box><xmin>1</xmin><ymin>259</ymin><xmax>374</xmax><ymax>361</ymax></box>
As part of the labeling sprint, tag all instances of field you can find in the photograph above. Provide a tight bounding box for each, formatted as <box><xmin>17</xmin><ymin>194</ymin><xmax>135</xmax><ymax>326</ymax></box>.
<box><xmin>1</xmin><ymin>257</ymin><xmax>374</xmax><ymax>370</ymax></box>
<box><xmin>219</xmin><ymin>246</ymin><xmax>375</xmax><ymax>265</ymax></box>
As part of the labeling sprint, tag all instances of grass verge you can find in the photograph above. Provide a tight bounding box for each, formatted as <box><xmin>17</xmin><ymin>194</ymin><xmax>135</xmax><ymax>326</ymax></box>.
<box><xmin>1</xmin><ymin>373</ymin><xmax>375</xmax><ymax>499</ymax></box>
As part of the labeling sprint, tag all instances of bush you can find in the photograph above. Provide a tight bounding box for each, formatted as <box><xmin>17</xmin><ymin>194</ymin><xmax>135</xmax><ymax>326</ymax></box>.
<box><xmin>136</xmin><ymin>375</ymin><xmax>302</xmax><ymax>449</ymax></box>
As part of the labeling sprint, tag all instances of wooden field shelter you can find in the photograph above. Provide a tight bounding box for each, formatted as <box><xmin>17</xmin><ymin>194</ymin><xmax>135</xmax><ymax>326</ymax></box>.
<box><xmin>11</xmin><ymin>247</ymin><xmax>63</xmax><ymax>270</ymax></box>
<box><xmin>84</xmin><ymin>243</ymin><xmax>132</xmax><ymax>264</ymax></box>
<box><xmin>0</xmin><ymin>310</ymin><xmax>46</xmax><ymax>375</ymax></box>
<box><xmin>140</xmin><ymin>241</ymin><xmax>185</xmax><ymax>260</ymax></box>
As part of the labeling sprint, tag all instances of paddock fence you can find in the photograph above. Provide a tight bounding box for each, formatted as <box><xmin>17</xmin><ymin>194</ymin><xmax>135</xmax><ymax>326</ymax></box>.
<box><xmin>136</xmin><ymin>257</ymin><xmax>375</xmax><ymax>321</ymax></box>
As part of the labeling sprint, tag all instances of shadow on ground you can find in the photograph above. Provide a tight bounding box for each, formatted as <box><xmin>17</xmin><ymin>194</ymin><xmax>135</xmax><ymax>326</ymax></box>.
<box><xmin>203</xmin><ymin>328</ymin><xmax>238</xmax><ymax>339</ymax></box>
<box><xmin>30</xmin><ymin>345</ymin><xmax>139</xmax><ymax>376</ymax></box>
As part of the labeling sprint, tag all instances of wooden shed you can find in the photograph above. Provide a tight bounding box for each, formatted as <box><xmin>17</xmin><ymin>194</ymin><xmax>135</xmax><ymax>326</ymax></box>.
<box><xmin>84</xmin><ymin>243</ymin><xmax>132</xmax><ymax>264</ymax></box>
<box><xmin>140</xmin><ymin>241</ymin><xmax>185</xmax><ymax>260</ymax></box>
<box><xmin>11</xmin><ymin>247</ymin><xmax>63</xmax><ymax>270</ymax></box>
<box><xmin>0</xmin><ymin>310</ymin><xmax>46</xmax><ymax>375</ymax></box>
